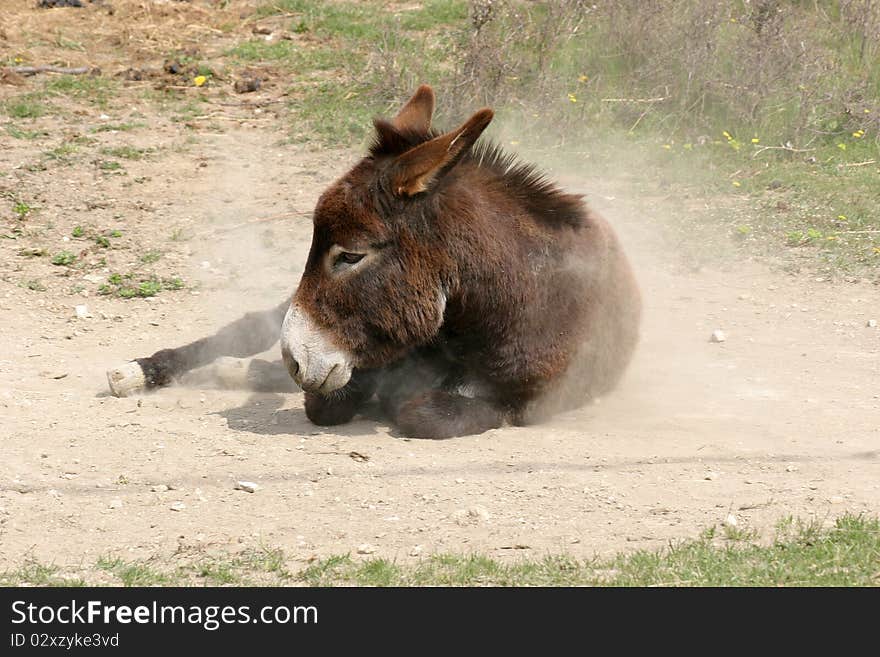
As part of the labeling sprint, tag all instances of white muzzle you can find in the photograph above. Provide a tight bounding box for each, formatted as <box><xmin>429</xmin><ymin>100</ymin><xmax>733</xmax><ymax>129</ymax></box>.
<box><xmin>280</xmin><ymin>303</ymin><xmax>353</xmax><ymax>393</ymax></box>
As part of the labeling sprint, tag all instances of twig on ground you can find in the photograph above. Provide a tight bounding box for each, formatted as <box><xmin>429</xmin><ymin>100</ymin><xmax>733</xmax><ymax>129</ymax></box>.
<box><xmin>601</xmin><ymin>96</ymin><xmax>667</xmax><ymax>103</ymax></box>
<box><xmin>5</xmin><ymin>65</ymin><xmax>98</xmax><ymax>76</ymax></box>
<box><xmin>752</xmin><ymin>144</ymin><xmax>817</xmax><ymax>158</ymax></box>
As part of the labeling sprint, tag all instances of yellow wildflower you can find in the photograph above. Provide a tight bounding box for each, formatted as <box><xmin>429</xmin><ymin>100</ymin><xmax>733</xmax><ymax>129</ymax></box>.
<box><xmin>578</xmin><ymin>75</ymin><xmax>589</xmax><ymax>83</ymax></box>
<box><xmin>751</xmin><ymin>137</ymin><xmax>760</xmax><ymax>144</ymax></box>
<box><xmin>194</xmin><ymin>75</ymin><xmax>207</xmax><ymax>87</ymax></box>
<box><xmin>567</xmin><ymin>93</ymin><xmax>577</xmax><ymax>103</ymax></box>
<box><xmin>732</xmin><ymin>180</ymin><xmax>741</xmax><ymax>187</ymax></box>
<box><xmin>837</xmin><ymin>143</ymin><xmax>847</xmax><ymax>150</ymax></box>
<box><xmin>837</xmin><ymin>215</ymin><xmax>847</xmax><ymax>221</ymax></box>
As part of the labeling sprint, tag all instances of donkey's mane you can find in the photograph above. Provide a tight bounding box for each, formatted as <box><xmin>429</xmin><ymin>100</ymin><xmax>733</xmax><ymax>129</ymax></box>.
<box><xmin>370</xmin><ymin>123</ymin><xmax>586</xmax><ymax>229</ymax></box>
<box><xmin>465</xmin><ymin>139</ymin><xmax>586</xmax><ymax>229</ymax></box>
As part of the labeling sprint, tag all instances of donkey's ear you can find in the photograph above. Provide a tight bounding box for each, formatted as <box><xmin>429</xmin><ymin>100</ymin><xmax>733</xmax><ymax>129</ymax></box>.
<box><xmin>391</xmin><ymin>84</ymin><xmax>435</xmax><ymax>134</ymax></box>
<box><xmin>391</xmin><ymin>108</ymin><xmax>493</xmax><ymax>196</ymax></box>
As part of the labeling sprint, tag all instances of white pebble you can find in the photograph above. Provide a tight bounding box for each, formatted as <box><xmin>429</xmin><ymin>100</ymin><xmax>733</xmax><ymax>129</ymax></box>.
<box><xmin>867</xmin><ymin>319</ymin><xmax>877</xmax><ymax>328</ymax></box>
<box><xmin>108</xmin><ymin>498</ymin><xmax>123</xmax><ymax>509</ymax></box>
<box><xmin>235</xmin><ymin>481</ymin><xmax>259</xmax><ymax>493</ymax></box>
<box><xmin>357</xmin><ymin>543</ymin><xmax>376</xmax><ymax>555</ymax></box>
<box><xmin>74</xmin><ymin>304</ymin><xmax>91</xmax><ymax>319</ymax></box>
<box><xmin>150</xmin><ymin>484</ymin><xmax>169</xmax><ymax>493</ymax></box>
<box><xmin>170</xmin><ymin>501</ymin><xmax>186</xmax><ymax>512</ymax></box>
<box><xmin>709</xmin><ymin>329</ymin><xmax>726</xmax><ymax>343</ymax></box>
<box><xmin>724</xmin><ymin>513</ymin><xmax>738</xmax><ymax>527</ymax></box>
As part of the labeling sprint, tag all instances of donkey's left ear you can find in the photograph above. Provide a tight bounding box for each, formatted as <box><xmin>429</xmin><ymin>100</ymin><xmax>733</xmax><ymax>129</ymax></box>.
<box><xmin>391</xmin><ymin>108</ymin><xmax>493</xmax><ymax>196</ymax></box>
<box><xmin>392</xmin><ymin>84</ymin><xmax>435</xmax><ymax>134</ymax></box>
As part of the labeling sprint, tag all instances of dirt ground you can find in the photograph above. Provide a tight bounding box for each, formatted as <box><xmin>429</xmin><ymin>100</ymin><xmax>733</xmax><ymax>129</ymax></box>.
<box><xmin>1</xmin><ymin>2</ymin><xmax>878</xmax><ymax>579</ymax></box>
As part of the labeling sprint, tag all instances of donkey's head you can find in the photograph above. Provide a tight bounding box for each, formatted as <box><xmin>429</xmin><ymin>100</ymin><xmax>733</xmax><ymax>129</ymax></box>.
<box><xmin>280</xmin><ymin>85</ymin><xmax>494</xmax><ymax>393</ymax></box>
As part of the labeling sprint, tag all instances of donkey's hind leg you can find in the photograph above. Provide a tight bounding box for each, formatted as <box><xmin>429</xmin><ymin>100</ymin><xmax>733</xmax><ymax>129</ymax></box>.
<box><xmin>178</xmin><ymin>357</ymin><xmax>298</xmax><ymax>393</ymax></box>
<box><xmin>107</xmin><ymin>300</ymin><xmax>289</xmax><ymax>397</ymax></box>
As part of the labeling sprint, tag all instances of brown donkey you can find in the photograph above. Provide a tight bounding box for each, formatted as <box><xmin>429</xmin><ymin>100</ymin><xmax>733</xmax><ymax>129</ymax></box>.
<box><xmin>107</xmin><ymin>85</ymin><xmax>641</xmax><ymax>438</ymax></box>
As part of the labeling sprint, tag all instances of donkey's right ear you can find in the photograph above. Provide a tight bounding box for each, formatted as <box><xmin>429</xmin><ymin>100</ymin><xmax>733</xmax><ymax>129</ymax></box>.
<box><xmin>390</xmin><ymin>108</ymin><xmax>493</xmax><ymax>197</ymax></box>
<box><xmin>391</xmin><ymin>84</ymin><xmax>435</xmax><ymax>134</ymax></box>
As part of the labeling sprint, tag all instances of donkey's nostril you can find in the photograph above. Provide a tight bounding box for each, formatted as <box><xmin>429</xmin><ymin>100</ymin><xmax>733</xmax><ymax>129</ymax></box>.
<box><xmin>281</xmin><ymin>349</ymin><xmax>300</xmax><ymax>380</ymax></box>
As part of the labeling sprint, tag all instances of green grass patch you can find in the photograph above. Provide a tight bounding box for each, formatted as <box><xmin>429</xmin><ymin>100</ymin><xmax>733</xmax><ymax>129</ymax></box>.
<box><xmin>96</xmin><ymin>557</ymin><xmax>172</xmax><ymax>587</ymax></box>
<box><xmin>44</xmin><ymin>74</ymin><xmax>116</xmax><ymax>107</ymax></box>
<box><xmin>91</xmin><ymin>121</ymin><xmax>146</xmax><ymax>133</ymax></box>
<box><xmin>6</xmin><ymin>125</ymin><xmax>47</xmax><ymax>140</ymax></box>
<box><xmin>4</xmin><ymin>93</ymin><xmax>48</xmax><ymax>118</ymax></box>
<box><xmin>139</xmin><ymin>250</ymin><xmax>162</xmax><ymax>264</ymax></box>
<box><xmin>97</xmin><ymin>160</ymin><xmax>123</xmax><ymax>172</ymax></box>
<box><xmin>51</xmin><ymin>251</ymin><xmax>76</xmax><ymax>266</ymax></box>
<box><xmin>44</xmin><ymin>142</ymin><xmax>79</xmax><ymax>163</ymax></box>
<box><xmin>6</xmin><ymin>514</ymin><xmax>874</xmax><ymax>586</ymax></box>
<box><xmin>98</xmin><ymin>272</ymin><xmax>185</xmax><ymax>299</ymax></box>
<box><xmin>13</xmin><ymin>201</ymin><xmax>33</xmax><ymax>219</ymax></box>
<box><xmin>22</xmin><ymin>279</ymin><xmax>47</xmax><ymax>292</ymax></box>
<box><xmin>0</xmin><ymin>560</ymin><xmax>85</xmax><ymax>587</ymax></box>
<box><xmin>299</xmin><ymin>514</ymin><xmax>880</xmax><ymax>586</ymax></box>
<box><xmin>99</xmin><ymin>145</ymin><xmax>151</xmax><ymax>160</ymax></box>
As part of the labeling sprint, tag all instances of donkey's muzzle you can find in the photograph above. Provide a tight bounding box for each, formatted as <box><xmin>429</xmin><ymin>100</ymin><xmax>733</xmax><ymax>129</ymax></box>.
<box><xmin>280</xmin><ymin>303</ymin><xmax>353</xmax><ymax>394</ymax></box>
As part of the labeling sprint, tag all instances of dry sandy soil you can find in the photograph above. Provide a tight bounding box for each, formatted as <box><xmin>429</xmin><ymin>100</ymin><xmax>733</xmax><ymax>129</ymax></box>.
<box><xmin>1</xmin><ymin>1</ymin><xmax>878</xmax><ymax>580</ymax></box>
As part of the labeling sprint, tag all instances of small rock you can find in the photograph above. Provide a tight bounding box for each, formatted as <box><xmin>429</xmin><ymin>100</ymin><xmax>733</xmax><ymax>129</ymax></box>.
<box><xmin>74</xmin><ymin>304</ymin><xmax>91</xmax><ymax>319</ymax></box>
<box><xmin>453</xmin><ymin>506</ymin><xmax>491</xmax><ymax>526</ymax></box>
<box><xmin>867</xmin><ymin>319</ymin><xmax>877</xmax><ymax>328</ymax></box>
<box><xmin>357</xmin><ymin>543</ymin><xmax>376</xmax><ymax>555</ymax></box>
<box><xmin>829</xmin><ymin>496</ymin><xmax>845</xmax><ymax>504</ymax></box>
<box><xmin>150</xmin><ymin>484</ymin><xmax>169</xmax><ymax>493</ymax></box>
<box><xmin>235</xmin><ymin>481</ymin><xmax>259</xmax><ymax>493</ymax></box>
<box><xmin>785</xmin><ymin>464</ymin><xmax>798</xmax><ymax>473</ymax></box>
<box><xmin>704</xmin><ymin>471</ymin><xmax>719</xmax><ymax>481</ymax></box>
<box><xmin>234</xmin><ymin>77</ymin><xmax>261</xmax><ymax>94</ymax></box>
<box><xmin>467</xmin><ymin>505</ymin><xmax>491</xmax><ymax>521</ymax></box>
<box><xmin>409</xmin><ymin>545</ymin><xmax>424</xmax><ymax>557</ymax></box>
<box><xmin>709</xmin><ymin>329</ymin><xmax>726</xmax><ymax>343</ymax></box>
<box><xmin>108</xmin><ymin>498</ymin><xmax>123</xmax><ymax>509</ymax></box>
<box><xmin>170</xmin><ymin>501</ymin><xmax>186</xmax><ymax>512</ymax></box>
<box><xmin>724</xmin><ymin>513</ymin><xmax>738</xmax><ymax>528</ymax></box>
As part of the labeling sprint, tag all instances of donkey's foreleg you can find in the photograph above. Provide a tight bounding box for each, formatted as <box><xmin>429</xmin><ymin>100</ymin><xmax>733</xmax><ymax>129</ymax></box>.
<box><xmin>304</xmin><ymin>368</ymin><xmax>378</xmax><ymax>426</ymax></box>
<box><xmin>390</xmin><ymin>390</ymin><xmax>506</xmax><ymax>439</ymax></box>
<box><xmin>107</xmin><ymin>300</ymin><xmax>289</xmax><ymax>397</ymax></box>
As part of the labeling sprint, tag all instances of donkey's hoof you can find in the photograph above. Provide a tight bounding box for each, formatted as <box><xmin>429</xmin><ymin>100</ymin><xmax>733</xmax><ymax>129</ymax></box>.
<box><xmin>107</xmin><ymin>361</ymin><xmax>147</xmax><ymax>397</ymax></box>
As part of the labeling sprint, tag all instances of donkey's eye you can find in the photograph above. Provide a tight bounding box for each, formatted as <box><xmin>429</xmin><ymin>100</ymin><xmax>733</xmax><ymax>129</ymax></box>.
<box><xmin>336</xmin><ymin>251</ymin><xmax>365</xmax><ymax>266</ymax></box>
